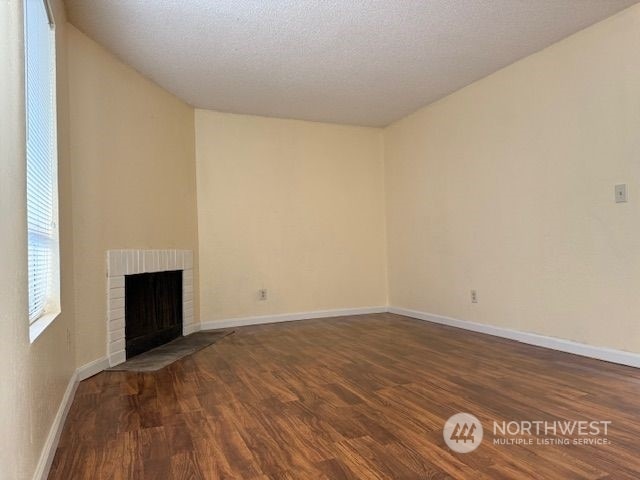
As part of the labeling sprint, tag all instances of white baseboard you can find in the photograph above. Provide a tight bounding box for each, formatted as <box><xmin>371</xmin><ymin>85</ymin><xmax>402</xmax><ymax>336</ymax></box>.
<box><xmin>200</xmin><ymin>306</ymin><xmax>388</xmax><ymax>331</ymax></box>
<box><xmin>389</xmin><ymin>306</ymin><xmax>640</xmax><ymax>368</ymax></box>
<box><xmin>78</xmin><ymin>356</ymin><xmax>111</xmax><ymax>380</ymax></box>
<box><xmin>34</xmin><ymin>355</ymin><xmax>110</xmax><ymax>479</ymax></box>
<box><xmin>32</xmin><ymin>369</ymin><xmax>78</xmax><ymax>480</ymax></box>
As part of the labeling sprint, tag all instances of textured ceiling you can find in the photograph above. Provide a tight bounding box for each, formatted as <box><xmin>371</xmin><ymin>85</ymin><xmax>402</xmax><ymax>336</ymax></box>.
<box><xmin>65</xmin><ymin>0</ymin><xmax>638</xmax><ymax>127</ymax></box>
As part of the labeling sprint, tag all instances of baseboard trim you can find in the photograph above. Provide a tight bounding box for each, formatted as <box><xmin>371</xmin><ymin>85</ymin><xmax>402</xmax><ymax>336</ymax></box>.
<box><xmin>34</xmin><ymin>355</ymin><xmax>111</xmax><ymax>479</ymax></box>
<box><xmin>78</xmin><ymin>356</ymin><xmax>111</xmax><ymax>381</ymax></box>
<box><xmin>200</xmin><ymin>306</ymin><xmax>388</xmax><ymax>331</ymax></box>
<box><xmin>389</xmin><ymin>306</ymin><xmax>640</xmax><ymax>368</ymax></box>
<box><xmin>32</xmin><ymin>369</ymin><xmax>78</xmax><ymax>480</ymax></box>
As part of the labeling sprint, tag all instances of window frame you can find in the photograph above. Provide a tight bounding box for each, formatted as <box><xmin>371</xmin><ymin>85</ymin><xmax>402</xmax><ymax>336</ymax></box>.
<box><xmin>25</xmin><ymin>0</ymin><xmax>60</xmax><ymax>342</ymax></box>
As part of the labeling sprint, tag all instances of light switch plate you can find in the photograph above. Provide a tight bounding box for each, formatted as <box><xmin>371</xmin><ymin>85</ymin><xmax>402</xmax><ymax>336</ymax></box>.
<box><xmin>615</xmin><ymin>184</ymin><xmax>628</xmax><ymax>203</ymax></box>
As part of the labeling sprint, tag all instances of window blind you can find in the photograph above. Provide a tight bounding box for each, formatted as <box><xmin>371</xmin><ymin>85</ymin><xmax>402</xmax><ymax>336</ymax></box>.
<box><xmin>25</xmin><ymin>0</ymin><xmax>57</xmax><ymax>323</ymax></box>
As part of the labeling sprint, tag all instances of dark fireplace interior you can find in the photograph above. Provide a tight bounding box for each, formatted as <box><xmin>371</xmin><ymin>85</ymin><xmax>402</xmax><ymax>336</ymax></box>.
<box><xmin>125</xmin><ymin>270</ymin><xmax>183</xmax><ymax>358</ymax></box>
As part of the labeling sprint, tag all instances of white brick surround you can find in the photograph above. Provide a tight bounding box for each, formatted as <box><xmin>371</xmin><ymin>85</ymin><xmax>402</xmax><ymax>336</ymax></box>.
<box><xmin>106</xmin><ymin>249</ymin><xmax>195</xmax><ymax>367</ymax></box>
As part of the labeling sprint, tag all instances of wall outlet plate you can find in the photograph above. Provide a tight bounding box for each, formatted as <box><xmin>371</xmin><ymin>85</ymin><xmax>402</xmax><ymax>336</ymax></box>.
<box><xmin>615</xmin><ymin>184</ymin><xmax>628</xmax><ymax>203</ymax></box>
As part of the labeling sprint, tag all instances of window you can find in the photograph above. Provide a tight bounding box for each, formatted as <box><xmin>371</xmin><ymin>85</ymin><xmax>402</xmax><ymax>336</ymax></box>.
<box><xmin>25</xmin><ymin>0</ymin><xmax>59</xmax><ymax>341</ymax></box>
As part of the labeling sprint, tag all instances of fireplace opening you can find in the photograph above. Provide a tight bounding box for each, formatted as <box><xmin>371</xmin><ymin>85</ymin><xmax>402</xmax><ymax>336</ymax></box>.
<box><xmin>125</xmin><ymin>270</ymin><xmax>183</xmax><ymax>358</ymax></box>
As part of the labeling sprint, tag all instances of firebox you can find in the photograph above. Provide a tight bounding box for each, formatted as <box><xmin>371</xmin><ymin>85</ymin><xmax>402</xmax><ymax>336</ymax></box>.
<box><xmin>124</xmin><ymin>270</ymin><xmax>183</xmax><ymax>358</ymax></box>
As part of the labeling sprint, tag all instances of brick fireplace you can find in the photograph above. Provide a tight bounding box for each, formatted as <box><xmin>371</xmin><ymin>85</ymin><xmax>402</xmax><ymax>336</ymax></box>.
<box><xmin>106</xmin><ymin>249</ymin><xmax>195</xmax><ymax>366</ymax></box>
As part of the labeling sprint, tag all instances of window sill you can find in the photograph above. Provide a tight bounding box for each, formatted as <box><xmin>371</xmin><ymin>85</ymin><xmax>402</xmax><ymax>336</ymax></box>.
<box><xmin>29</xmin><ymin>310</ymin><xmax>60</xmax><ymax>343</ymax></box>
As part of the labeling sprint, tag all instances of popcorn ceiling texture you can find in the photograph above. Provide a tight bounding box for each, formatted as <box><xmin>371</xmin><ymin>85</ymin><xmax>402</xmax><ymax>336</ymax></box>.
<box><xmin>64</xmin><ymin>0</ymin><xmax>637</xmax><ymax>127</ymax></box>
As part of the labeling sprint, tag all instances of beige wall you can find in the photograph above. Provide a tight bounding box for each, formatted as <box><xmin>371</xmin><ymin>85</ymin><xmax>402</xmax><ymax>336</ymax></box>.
<box><xmin>195</xmin><ymin>110</ymin><xmax>387</xmax><ymax>321</ymax></box>
<box><xmin>385</xmin><ymin>4</ymin><xmax>640</xmax><ymax>353</ymax></box>
<box><xmin>0</xmin><ymin>1</ymin><xmax>76</xmax><ymax>478</ymax></box>
<box><xmin>67</xmin><ymin>25</ymin><xmax>199</xmax><ymax>366</ymax></box>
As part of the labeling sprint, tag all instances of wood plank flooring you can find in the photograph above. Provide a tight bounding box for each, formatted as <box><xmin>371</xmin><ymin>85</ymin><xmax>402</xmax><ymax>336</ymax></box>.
<box><xmin>49</xmin><ymin>313</ymin><xmax>640</xmax><ymax>479</ymax></box>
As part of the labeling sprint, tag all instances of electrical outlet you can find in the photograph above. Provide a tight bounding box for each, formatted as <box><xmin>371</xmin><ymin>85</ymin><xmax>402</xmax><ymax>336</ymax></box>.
<box><xmin>471</xmin><ymin>290</ymin><xmax>478</xmax><ymax>303</ymax></box>
<box><xmin>259</xmin><ymin>289</ymin><xmax>268</xmax><ymax>301</ymax></box>
<box><xmin>615</xmin><ymin>184</ymin><xmax>628</xmax><ymax>203</ymax></box>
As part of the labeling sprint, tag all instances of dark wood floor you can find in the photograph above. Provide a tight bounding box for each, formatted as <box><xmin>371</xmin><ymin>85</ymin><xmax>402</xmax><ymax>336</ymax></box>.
<box><xmin>50</xmin><ymin>313</ymin><xmax>640</xmax><ymax>479</ymax></box>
